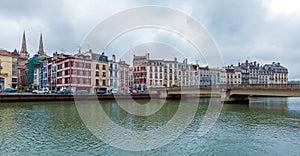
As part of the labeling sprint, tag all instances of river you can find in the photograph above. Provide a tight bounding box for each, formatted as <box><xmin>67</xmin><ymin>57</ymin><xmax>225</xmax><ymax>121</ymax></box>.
<box><xmin>0</xmin><ymin>97</ymin><xmax>299</xmax><ymax>155</ymax></box>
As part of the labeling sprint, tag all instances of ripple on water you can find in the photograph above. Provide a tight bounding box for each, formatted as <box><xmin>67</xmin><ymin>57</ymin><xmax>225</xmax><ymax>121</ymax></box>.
<box><xmin>0</xmin><ymin>98</ymin><xmax>300</xmax><ymax>155</ymax></box>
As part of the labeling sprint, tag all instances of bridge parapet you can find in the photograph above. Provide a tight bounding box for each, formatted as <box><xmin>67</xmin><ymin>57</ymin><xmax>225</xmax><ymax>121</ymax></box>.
<box><xmin>151</xmin><ymin>84</ymin><xmax>300</xmax><ymax>91</ymax></box>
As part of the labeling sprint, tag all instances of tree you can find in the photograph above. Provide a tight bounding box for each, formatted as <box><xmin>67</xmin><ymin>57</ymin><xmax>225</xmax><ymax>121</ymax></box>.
<box><xmin>28</xmin><ymin>55</ymin><xmax>42</xmax><ymax>85</ymax></box>
<box><xmin>17</xmin><ymin>85</ymin><xmax>25</xmax><ymax>91</ymax></box>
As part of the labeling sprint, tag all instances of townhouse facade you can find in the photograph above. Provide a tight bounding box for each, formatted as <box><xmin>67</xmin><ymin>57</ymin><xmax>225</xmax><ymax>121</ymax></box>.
<box><xmin>133</xmin><ymin>54</ymin><xmax>148</xmax><ymax>90</ymax></box>
<box><xmin>55</xmin><ymin>54</ymin><xmax>92</xmax><ymax>92</ymax></box>
<box><xmin>118</xmin><ymin>59</ymin><xmax>130</xmax><ymax>90</ymax></box>
<box><xmin>147</xmin><ymin>59</ymin><xmax>164</xmax><ymax>88</ymax></box>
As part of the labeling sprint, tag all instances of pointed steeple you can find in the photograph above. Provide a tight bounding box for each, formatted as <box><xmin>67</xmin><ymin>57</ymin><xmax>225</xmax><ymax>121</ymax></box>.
<box><xmin>20</xmin><ymin>31</ymin><xmax>29</xmax><ymax>58</ymax></box>
<box><xmin>38</xmin><ymin>33</ymin><xmax>45</xmax><ymax>55</ymax></box>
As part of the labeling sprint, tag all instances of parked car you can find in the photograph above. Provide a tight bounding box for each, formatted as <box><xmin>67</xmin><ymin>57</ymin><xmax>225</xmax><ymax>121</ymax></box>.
<box><xmin>111</xmin><ymin>89</ymin><xmax>118</xmax><ymax>94</ymax></box>
<box><xmin>58</xmin><ymin>89</ymin><xmax>72</xmax><ymax>95</ymax></box>
<box><xmin>77</xmin><ymin>90</ymin><xmax>89</xmax><ymax>95</ymax></box>
<box><xmin>49</xmin><ymin>90</ymin><xmax>58</xmax><ymax>94</ymax></box>
<box><xmin>137</xmin><ymin>90</ymin><xmax>145</xmax><ymax>94</ymax></box>
<box><xmin>3</xmin><ymin>88</ymin><xmax>17</xmax><ymax>93</ymax></box>
<box><xmin>97</xmin><ymin>90</ymin><xmax>107</xmax><ymax>95</ymax></box>
<box><xmin>131</xmin><ymin>90</ymin><xmax>138</xmax><ymax>94</ymax></box>
<box><xmin>32</xmin><ymin>88</ymin><xmax>49</xmax><ymax>94</ymax></box>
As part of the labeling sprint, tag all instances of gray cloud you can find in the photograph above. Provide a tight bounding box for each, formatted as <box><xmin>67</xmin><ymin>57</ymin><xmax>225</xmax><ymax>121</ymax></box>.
<box><xmin>0</xmin><ymin>0</ymin><xmax>299</xmax><ymax>79</ymax></box>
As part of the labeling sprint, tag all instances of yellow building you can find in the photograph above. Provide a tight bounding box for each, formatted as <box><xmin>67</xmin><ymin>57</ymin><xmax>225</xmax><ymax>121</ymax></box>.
<box><xmin>163</xmin><ymin>58</ymin><xmax>179</xmax><ymax>87</ymax></box>
<box><xmin>0</xmin><ymin>50</ymin><xmax>14</xmax><ymax>90</ymax></box>
<box><xmin>91</xmin><ymin>53</ymin><xmax>109</xmax><ymax>93</ymax></box>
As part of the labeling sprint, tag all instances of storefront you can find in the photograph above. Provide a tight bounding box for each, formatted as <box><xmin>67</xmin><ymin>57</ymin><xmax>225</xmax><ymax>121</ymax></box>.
<box><xmin>0</xmin><ymin>77</ymin><xmax>4</xmax><ymax>91</ymax></box>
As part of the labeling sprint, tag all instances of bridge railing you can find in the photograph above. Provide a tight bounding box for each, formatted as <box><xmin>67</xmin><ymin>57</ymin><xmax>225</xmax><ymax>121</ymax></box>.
<box><xmin>224</xmin><ymin>84</ymin><xmax>300</xmax><ymax>90</ymax></box>
<box><xmin>150</xmin><ymin>84</ymin><xmax>300</xmax><ymax>91</ymax></box>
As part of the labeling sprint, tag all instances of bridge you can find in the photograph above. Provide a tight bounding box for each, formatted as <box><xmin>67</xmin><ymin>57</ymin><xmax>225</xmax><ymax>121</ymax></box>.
<box><xmin>151</xmin><ymin>84</ymin><xmax>300</xmax><ymax>104</ymax></box>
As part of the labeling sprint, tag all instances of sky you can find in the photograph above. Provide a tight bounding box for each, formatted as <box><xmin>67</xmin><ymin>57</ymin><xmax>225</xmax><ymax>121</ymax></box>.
<box><xmin>0</xmin><ymin>0</ymin><xmax>300</xmax><ymax>79</ymax></box>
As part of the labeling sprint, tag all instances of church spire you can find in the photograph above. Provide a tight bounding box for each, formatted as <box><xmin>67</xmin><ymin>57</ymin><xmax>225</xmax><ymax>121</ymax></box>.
<box><xmin>38</xmin><ymin>33</ymin><xmax>44</xmax><ymax>55</ymax></box>
<box><xmin>20</xmin><ymin>31</ymin><xmax>28</xmax><ymax>58</ymax></box>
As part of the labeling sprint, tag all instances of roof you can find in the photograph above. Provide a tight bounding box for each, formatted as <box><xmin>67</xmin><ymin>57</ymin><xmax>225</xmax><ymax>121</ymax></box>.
<box><xmin>0</xmin><ymin>49</ymin><xmax>12</xmax><ymax>56</ymax></box>
<box><xmin>264</xmin><ymin>62</ymin><xmax>288</xmax><ymax>72</ymax></box>
<box><xmin>133</xmin><ymin>56</ymin><xmax>147</xmax><ymax>59</ymax></box>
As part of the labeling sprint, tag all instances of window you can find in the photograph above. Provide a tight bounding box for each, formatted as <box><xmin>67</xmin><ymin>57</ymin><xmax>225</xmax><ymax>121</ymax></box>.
<box><xmin>96</xmin><ymin>79</ymin><xmax>99</xmax><ymax>86</ymax></box>
<box><xmin>86</xmin><ymin>63</ymin><xmax>91</xmax><ymax>68</ymax></box>
<box><xmin>102</xmin><ymin>65</ymin><xmax>106</xmax><ymax>70</ymax></box>
<box><xmin>79</xmin><ymin>62</ymin><xmax>83</xmax><ymax>68</ymax></box>
<box><xmin>57</xmin><ymin>71</ymin><xmax>62</xmax><ymax>77</ymax></box>
<box><xmin>12</xmin><ymin>78</ymin><xmax>17</xmax><ymax>83</ymax></box>
<box><xmin>96</xmin><ymin>71</ymin><xmax>99</xmax><ymax>76</ymax></box>
<box><xmin>64</xmin><ymin>70</ymin><xmax>69</xmax><ymax>75</ymax></box>
<box><xmin>102</xmin><ymin>72</ymin><xmax>106</xmax><ymax>77</ymax></box>
<box><xmin>96</xmin><ymin>64</ymin><xmax>99</xmax><ymax>69</ymax></box>
<box><xmin>65</xmin><ymin>78</ymin><xmax>70</xmax><ymax>84</ymax></box>
<box><xmin>73</xmin><ymin>78</ymin><xmax>77</xmax><ymax>84</ymax></box>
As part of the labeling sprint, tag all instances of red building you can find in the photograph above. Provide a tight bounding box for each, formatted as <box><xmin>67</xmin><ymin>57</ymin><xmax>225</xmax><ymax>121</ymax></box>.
<box><xmin>133</xmin><ymin>54</ymin><xmax>148</xmax><ymax>90</ymax></box>
<box><xmin>55</xmin><ymin>53</ymin><xmax>92</xmax><ymax>92</ymax></box>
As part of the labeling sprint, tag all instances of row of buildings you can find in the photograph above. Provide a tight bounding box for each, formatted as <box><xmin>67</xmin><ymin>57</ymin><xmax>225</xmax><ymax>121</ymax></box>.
<box><xmin>132</xmin><ymin>54</ymin><xmax>289</xmax><ymax>90</ymax></box>
<box><xmin>0</xmin><ymin>32</ymin><xmax>289</xmax><ymax>93</ymax></box>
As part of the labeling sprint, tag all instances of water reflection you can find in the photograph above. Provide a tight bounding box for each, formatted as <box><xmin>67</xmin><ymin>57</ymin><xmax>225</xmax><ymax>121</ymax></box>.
<box><xmin>0</xmin><ymin>98</ymin><xmax>299</xmax><ymax>155</ymax></box>
<box><xmin>250</xmin><ymin>97</ymin><xmax>288</xmax><ymax>110</ymax></box>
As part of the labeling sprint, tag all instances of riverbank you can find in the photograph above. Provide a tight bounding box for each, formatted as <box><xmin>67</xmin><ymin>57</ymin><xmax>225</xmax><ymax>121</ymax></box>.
<box><xmin>0</xmin><ymin>94</ymin><xmax>219</xmax><ymax>103</ymax></box>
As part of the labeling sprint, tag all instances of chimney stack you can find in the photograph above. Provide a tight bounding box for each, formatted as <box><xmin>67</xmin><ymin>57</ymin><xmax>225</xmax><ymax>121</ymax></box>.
<box><xmin>112</xmin><ymin>54</ymin><xmax>116</xmax><ymax>62</ymax></box>
<box><xmin>254</xmin><ymin>61</ymin><xmax>256</xmax><ymax>66</ymax></box>
<box><xmin>238</xmin><ymin>62</ymin><xmax>240</xmax><ymax>66</ymax></box>
<box><xmin>246</xmin><ymin>60</ymin><xmax>249</xmax><ymax>67</ymax></box>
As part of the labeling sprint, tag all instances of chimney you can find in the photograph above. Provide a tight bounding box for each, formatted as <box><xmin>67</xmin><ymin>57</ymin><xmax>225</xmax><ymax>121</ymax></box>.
<box><xmin>238</xmin><ymin>62</ymin><xmax>240</xmax><ymax>66</ymax></box>
<box><xmin>246</xmin><ymin>60</ymin><xmax>249</xmax><ymax>67</ymax></box>
<box><xmin>112</xmin><ymin>54</ymin><xmax>116</xmax><ymax>62</ymax></box>
<box><xmin>257</xmin><ymin>63</ymin><xmax>260</xmax><ymax>67</ymax></box>
<box><xmin>174</xmin><ymin>57</ymin><xmax>177</xmax><ymax>62</ymax></box>
<box><xmin>254</xmin><ymin>61</ymin><xmax>256</xmax><ymax>66</ymax></box>
<box><xmin>183</xmin><ymin>58</ymin><xmax>188</xmax><ymax>64</ymax></box>
<box><xmin>147</xmin><ymin>53</ymin><xmax>150</xmax><ymax>60</ymax></box>
<box><xmin>53</xmin><ymin>51</ymin><xmax>58</xmax><ymax>60</ymax></box>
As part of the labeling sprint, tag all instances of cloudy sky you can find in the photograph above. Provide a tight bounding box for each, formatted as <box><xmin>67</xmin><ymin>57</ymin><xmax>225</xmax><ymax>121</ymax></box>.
<box><xmin>0</xmin><ymin>0</ymin><xmax>300</xmax><ymax>79</ymax></box>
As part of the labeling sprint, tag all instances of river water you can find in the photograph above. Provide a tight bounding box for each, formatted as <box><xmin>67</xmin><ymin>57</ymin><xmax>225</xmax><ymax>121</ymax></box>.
<box><xmin>0</xmin><ymin>97</ymin><xmax>299</xmax><ymax>155</ymax></box>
